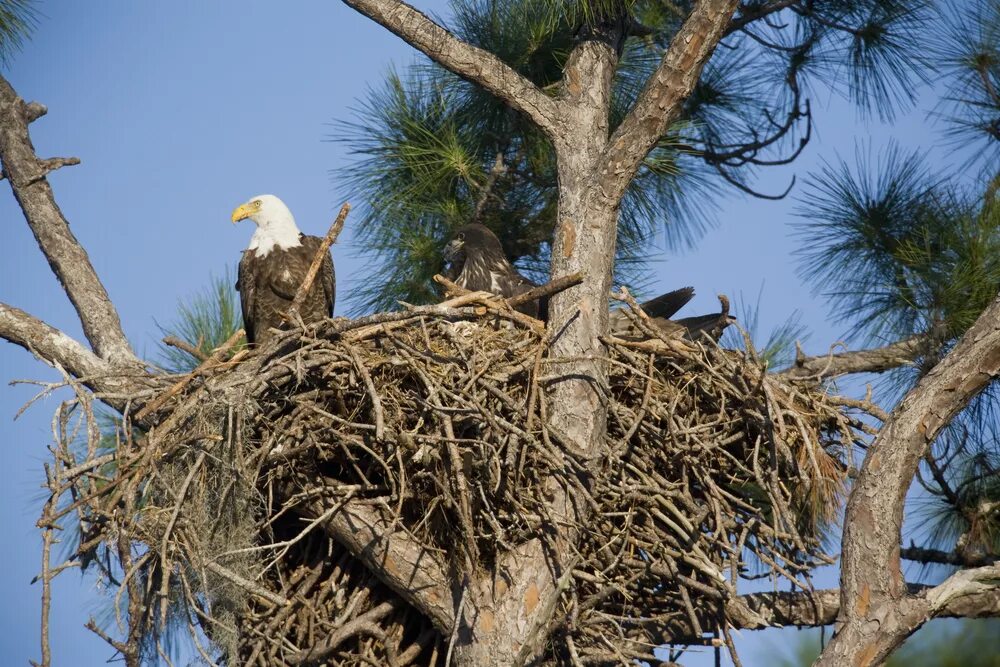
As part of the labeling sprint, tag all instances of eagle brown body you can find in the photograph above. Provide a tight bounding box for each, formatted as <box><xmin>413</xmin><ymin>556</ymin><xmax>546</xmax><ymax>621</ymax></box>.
<box><xmin>443</xmin><ymin>224</ymin><xmax>733</xmax><ymax>339</ymax></box>
<box><xmin>236</xmin><ymin>235</ymin><xmax>335</xmax><ymax>346</ymax></box>
<box><xmin>443</xmin><ymin>223</ymin><xmax>542</xmax><ymax>317</ymax></box>
<box><xmin>232</xmin><ymin>195</ymin><xmax>336</xmax><ymax>347</ymax></box>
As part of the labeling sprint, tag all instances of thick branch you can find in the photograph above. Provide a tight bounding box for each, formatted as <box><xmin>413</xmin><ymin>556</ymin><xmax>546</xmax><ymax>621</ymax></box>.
<box><xmin>902</xmin><ymin>546</ymin><xmax>996</xmax><ymax>568</ymax></box>
<box><xmin>0</xmin><ymin>303</ymin><xmax>150</xmax><ymax>413</ymax></box>
<box><xmin>0</xmin><ymin>75</ymin><xmax>136</xmax><ymax>366</ymax></box>
<box><xmin>0</xmin><ymin>302</ymin><xmax>108</xmax><ymax>380</ymax></box>
<box><xmin>817</xmin><ymin>296</ymin><xmax>1000</xmax><ymax>666</ymax></box>
<box><xmin>0</xmin><ymin>302</ymin><xmax>119</xmax><ymax>387</ymax></box>
<box><xmin>725</xmin><ymin>581</ymin><xmax>1000</xmax><ymax>633</ymax></box>
<box><xmin>599</xmin><ymin>0</ymin><xmax>739</xmax><ymax>203</ymax></box>
<box><xmin>295</xmin><ymin>494</ymin><xmax>455</xmax><ymax>634</ymax></box>
<box><xmin>341</xmin><ymin>0</ymin><xmax>561</xmax><ymax>137</ymax></box>
<box><xmin>781</xmin><ymin>334</ymin><xmax>930</xmax><ymax>380</ymax></box>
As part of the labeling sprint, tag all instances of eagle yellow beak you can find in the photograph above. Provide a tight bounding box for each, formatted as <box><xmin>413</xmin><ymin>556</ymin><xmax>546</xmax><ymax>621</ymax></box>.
<box><xmin>231</xmin><ymin>203</ymin><xmax>253</xmax><ymax>224</ymax></box>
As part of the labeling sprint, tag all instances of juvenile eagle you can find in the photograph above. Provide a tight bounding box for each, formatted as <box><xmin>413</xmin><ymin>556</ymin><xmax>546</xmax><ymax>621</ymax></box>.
<box><xmin>443</xmin><ymin>224</ymin><xmax>733</xmax><ymax>339</ymax></box>
<box><xmin>443</xmin><ymin>224</ymin><xmax>541</xmax><ymax>317</ymax></box>
<box><xmin>232</xmin><ymin>195</ymin><xmax>335</xmax><ymax>346</ymax></box>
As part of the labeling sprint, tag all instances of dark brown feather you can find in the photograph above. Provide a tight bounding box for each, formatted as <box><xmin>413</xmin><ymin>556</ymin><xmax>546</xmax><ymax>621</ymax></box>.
<box><xmin>444</xmin><ymin>224</ymin><xmax>541</xmax><ymax>318</ymax></box>
<box><xmin>237</xmin><ymin>234</ymin><xmax>335</xmax><ymax>346</ymax></box>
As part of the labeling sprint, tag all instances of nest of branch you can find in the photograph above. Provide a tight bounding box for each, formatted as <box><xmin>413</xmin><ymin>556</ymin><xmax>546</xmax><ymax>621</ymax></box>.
<box><xmin>42</xmin><ymin>295</ymin><xmax>868</xmax><ymax>666</ymax></box>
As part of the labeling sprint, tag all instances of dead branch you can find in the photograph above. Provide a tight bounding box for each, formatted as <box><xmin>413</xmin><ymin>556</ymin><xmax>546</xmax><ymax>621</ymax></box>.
<box><xmin>287</xmin><ymin>202</ymin><xmax>350</xmax><ymax>319</ymax></box>
<box><xmin>162</xmin><ymin>336</ymin><xmax>210</xmax><ymax>363</ymax></box>
<box><xmin>133</xmin><ymin>328</ymin><xmax>244</xmax><ymax>421</ymax></box>
<box><xmin>507</xmin><ymin>272</ymin><xmax>583</xmax><ymax>309</ymax></box>
<box><xmin>0</xmin><ymin>301</ymin><xmax>113</xmax><ymax>382</ymax></box>
<box><xmin>432</xmin><ymin>271</ymin><xmax>583</xmax><ymax>313</ymax></box>
<box><xmin>782</xmin><ymin>334</ymin><xmax>931</xmax><ymax>380</ymax></box>
<box><xmin>0</xmin><ymin>74</ymin><xmax>136</xmax><ymax>366</ymax></box>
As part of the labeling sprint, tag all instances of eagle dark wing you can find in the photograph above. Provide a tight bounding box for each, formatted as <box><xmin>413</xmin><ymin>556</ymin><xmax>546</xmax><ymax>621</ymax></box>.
<box><xmin>653</xmin><ymin>295</ymin><xmax>735</xmax><ymax>342</ymax></box>
<box><xmin>236</xmin><ymin>250</ymin><xmax>259</xmax><ymax>344</ymax></box>
<box><xmin>237</xmin><ymin>237</ymin><xmax>335</xmax><ymax>347</ymax></box>
<box><xmin>670</xmin><ymin>312</ymin><xmax>734</xmax><ymax>342</ymax></box>
<box><xmin>611</xmin><ymin>288</ymin><xmax>733</xmax><ymax>342</ymax></box>
<box><xmin>640</xmin><ymin>287</ymin><xmax>695</xmax><ymax>319</ymax></box>
<box><xmin>610</xmin><ymin>286</ymin><xmax>694</xmax><ymax>336</ymax></box>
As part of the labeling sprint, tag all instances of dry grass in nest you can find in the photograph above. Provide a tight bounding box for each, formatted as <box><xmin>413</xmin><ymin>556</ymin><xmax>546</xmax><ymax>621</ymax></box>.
<box><xmin>35</xmin><ymin>294</ymin><xmax>875</xmax><ymax>666</ymax></box>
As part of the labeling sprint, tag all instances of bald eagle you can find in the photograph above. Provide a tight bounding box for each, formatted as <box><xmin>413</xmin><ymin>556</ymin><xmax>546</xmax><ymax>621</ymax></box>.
<box><xmin>232</xmin><ymin>195</ymin><xmax>335</xmax><ymax>346</ymax></box>
<box><xmin>443</xmin><ymin>224</ymin><xmax>733</xmax><ymax>339</ymax></box>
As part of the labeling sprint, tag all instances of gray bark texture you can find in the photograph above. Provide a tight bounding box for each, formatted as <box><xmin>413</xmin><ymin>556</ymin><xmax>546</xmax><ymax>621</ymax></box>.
<box><xmin>0</xmin><ymin>77</ymin><xmax>137</xmax><ymax>367</ymax></box>
<box><xmin>782</xmin><ymin>334</ymin><xmax>933</xmax><ymax>380</ymax></box>
<box><xmin>815</xmin><ymin>295</ymin><xmax>1000</xmax><ymax>667</ymax></box>
<box><xmin>4</xmin><ymin>2</ymin><xmax>1000</xmax><ymax>665</ymax></box>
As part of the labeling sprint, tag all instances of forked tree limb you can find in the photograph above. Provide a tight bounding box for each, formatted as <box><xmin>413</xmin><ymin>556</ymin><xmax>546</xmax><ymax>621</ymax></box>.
<box><xmin>340</xmin><ymin>0</ymin><xmax>562</xmax><ymax>137</ymax></box>
<box><xmin>815</xmin><ymin>295</ymin><xmax>1000</xmax><ymax>667</ymax></box>
<box><xmin>722</xmin><ymin>581</ymin><xmax>1000</xmax><ymax>634</ymax></box>
<box><xmin>0</xmin><ymin>74</ymin><xmax>137</xmax><ymax>366</ymax></box>
<box><xmin>599</xmin><ymin>0</ymin><xmax>740</xmax><ymax>203</ymax></box>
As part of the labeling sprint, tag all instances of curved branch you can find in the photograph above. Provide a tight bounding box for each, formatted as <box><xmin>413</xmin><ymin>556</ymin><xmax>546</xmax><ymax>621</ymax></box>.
<box><xmin>642</xmin><ymin>579</ymin><xmax>1000</xmax><ymax>647</ymax></box>
<box><xmin>0</xmin><ymin>75</ymin><xmax>137</xmax><ymax>366</ymax></box>
<box><xmin>816</xmin><ymin>295</ymin><xmax>1000</xmax><ymax>667</ymax></box>
<box><xmin>0</xmin><ymin>302</ymin><xmax>148</xmax><ymax>408</ymax></box>
<box><xmin>781</xmin><ymin>334</ymin><xmax>930</xmax><ymax>380</ymax></box>
<box><xmin>600</xmin><ymin>0</ymin><xmax>739</xmax><ymax>203</ymax></box>
<box><xmin>723</xmin><ymin>0</ymin><xmax>799</xmax><ymax>37</ymax></box>
<box><xmin>295</xmin><ymin>492</ymin><xmax>456</xmax><ymax>635</ymax></box>
<box><xmin>340</xmin><ymin>0</ymin><xmax>561</xmax><ymax>137</ymax></box>
<box><xmin>0</xmin><ymin>302</ymin><xmax>110</xmax><ymax>384</ymax></box>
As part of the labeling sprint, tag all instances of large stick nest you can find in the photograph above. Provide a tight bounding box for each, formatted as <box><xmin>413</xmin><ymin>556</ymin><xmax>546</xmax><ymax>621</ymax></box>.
<box><xmin>40</xmin><ymin>295</ymin><xmax>870</xmax><ymax>666</ymax></box>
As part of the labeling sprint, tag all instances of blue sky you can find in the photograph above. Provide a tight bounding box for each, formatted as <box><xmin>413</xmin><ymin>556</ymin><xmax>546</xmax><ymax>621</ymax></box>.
<box><xmin>0</xmin><ymin>1</ymin><xmax>988</xmax><ymax>665</ymax></box>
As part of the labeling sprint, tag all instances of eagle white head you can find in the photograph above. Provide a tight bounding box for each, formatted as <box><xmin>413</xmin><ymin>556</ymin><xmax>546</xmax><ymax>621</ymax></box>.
<box><xmin>231</xmin><ymin>194</ymin><xmax>303</xmax><ymax>257</ymax></box>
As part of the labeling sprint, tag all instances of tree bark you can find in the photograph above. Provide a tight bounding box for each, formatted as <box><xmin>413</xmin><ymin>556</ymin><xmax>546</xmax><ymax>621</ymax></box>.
<box><xmin>600</xmin><ymin>0</ymin><xmax>740</xmax><ymax>203</ymax></box>
<box><xmin>295</xmin><ymin>492</ymin><xmax>456</xmax><ymax>634</ymax></box>
<box><xmin>340</xmin><ymin>0</ymin><xmax>561</xmax><ymax>137</ymax></box>
<box><xmin>781</xmin><ymin>334</ymin><xmax>931</xmax><ymax>380</ymax></box>
<box><xmin>0</xmin><ymin>75</ymin><xmax>137</xmax><ymax>367</ymax></box>
<box><xmin>815</xmin><ymin>295</ymin><xmax>1000</xmax><ymax>667</ymax></box>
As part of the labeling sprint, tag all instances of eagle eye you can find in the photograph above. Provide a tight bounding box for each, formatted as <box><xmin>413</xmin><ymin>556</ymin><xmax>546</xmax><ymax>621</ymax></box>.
<box><xmin>253</xmin><ymin>200</ymin><xmax>262</xmax><ymax>209</ymax></box>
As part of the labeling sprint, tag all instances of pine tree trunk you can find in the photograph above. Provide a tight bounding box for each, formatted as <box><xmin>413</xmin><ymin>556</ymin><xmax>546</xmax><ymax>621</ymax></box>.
<box><xmin>450</xmin><ymin>37</ymin><xmax>621</xmax><ymax>667</ymax></box>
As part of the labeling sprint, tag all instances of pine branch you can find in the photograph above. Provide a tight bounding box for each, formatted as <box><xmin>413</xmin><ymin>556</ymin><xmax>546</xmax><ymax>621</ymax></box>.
<box><xmin>341</xmin><ymin>0</ymin><xmax>561</xmax><ymax>137</ymax></box>
<box><xmin>781</xmin><ymin>334</ymin><xmax>931</xmax><ymax>380</ymax></box>
<box><xmin>902</xmin><ymin>545</ymin><xmax>996</xmax><ymax>568</ymax></box>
